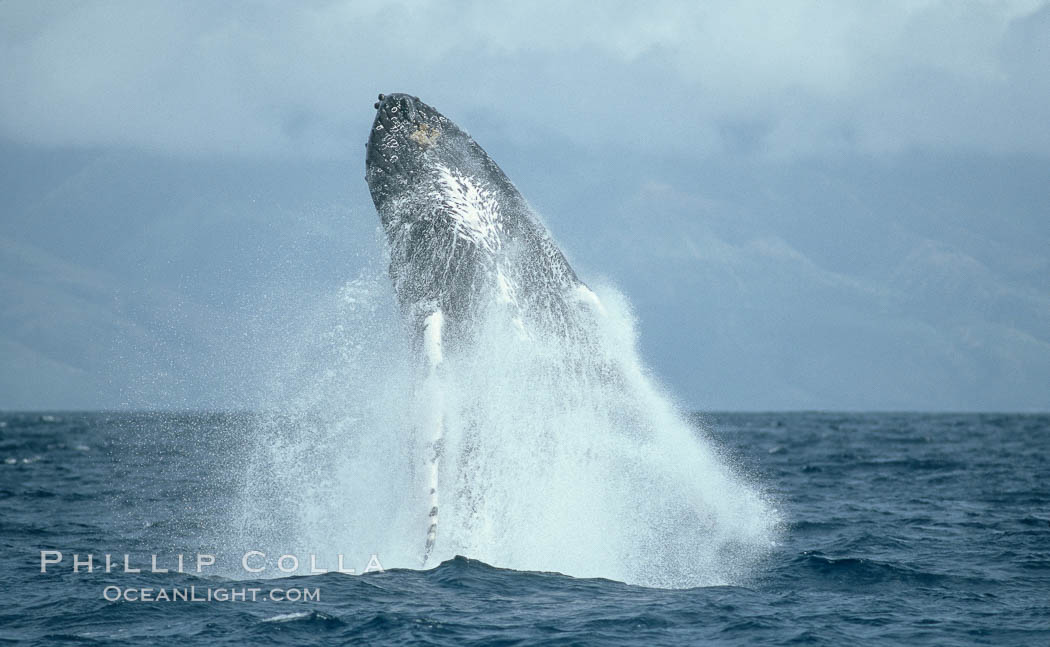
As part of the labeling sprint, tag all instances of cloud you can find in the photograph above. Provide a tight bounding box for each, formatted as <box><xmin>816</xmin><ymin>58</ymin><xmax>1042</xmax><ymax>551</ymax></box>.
<box><xmin>1</xmin><ymin>1</ymin><xmax>1047</xmax><ymax>159</ymax></box>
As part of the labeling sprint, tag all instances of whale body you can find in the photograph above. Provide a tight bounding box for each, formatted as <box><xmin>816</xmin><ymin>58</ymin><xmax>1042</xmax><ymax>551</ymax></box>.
<box><xmin>364</xmin><ymin>93</ymin><xmax>602</xmax><ymax>562</ymax></box>
<box><xmin>365</xmin><ymin>93</ymin><xmax>598</xmax><ymax>347</ymax></box>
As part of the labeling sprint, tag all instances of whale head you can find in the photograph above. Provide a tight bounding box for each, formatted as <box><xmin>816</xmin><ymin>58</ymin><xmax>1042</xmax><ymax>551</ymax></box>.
<box><xmin>366</xmin><ymin>93</ymin><xmax>459</xmax><ymax>216</ymax></box>
<box><xmin>364</xmin><ymin>92</ymin><xmax>580</xmax><ymax>327</ymax></box>
<box><xmin>363</xmin><ymin>92</ymin><xmax>584</xmax><ymax>342</ymax></box>
<box><xmin>364</xmin><ymin>93</ymin><xmax>521</xmax><ymax>226</ymax></box>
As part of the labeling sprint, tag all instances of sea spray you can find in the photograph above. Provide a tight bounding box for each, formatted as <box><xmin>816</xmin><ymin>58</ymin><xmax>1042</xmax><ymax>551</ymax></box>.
<box><xmin>226</xmin><ymin>262</ymin><xmax>779</xmax><ymax>588</ymax></box>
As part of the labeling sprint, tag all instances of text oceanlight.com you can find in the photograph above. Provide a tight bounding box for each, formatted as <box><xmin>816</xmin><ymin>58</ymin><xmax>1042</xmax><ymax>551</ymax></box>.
<box><xmin>102</xmin><ymin>586</ymin><xmax>320</xmax><ymax>602</ymax></box>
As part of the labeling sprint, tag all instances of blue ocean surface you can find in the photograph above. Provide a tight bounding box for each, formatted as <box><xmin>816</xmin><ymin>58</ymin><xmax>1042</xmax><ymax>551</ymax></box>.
<box><xmin>1</xmin><ymin>411</ymin><xmax>1047</xmax><ymax>645</ymax></box>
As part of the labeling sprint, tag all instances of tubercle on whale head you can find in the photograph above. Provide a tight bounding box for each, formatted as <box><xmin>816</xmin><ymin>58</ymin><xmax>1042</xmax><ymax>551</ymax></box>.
<box><xmin>365</xmin><ymin>93</ymin><xmax>456</xmax><ymax>205</ymax></box>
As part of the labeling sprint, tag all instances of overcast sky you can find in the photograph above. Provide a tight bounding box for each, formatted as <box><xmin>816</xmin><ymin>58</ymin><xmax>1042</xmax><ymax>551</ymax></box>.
<box><xmin>1</xmin><ymin>1</ymin><xmax>1048</xmax><ymax>411</ymax></box>
<box><xmin>3</xmin><ymin>1</ymin><xmax>1049</xmax><ymax>158</ymax></box>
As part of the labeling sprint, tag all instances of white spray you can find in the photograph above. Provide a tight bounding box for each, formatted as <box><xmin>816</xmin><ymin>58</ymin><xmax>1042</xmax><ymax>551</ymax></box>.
<box><xmin>226</xmin><ymin>248</ymin><xmax>780</xmax><ymax>588</ymax></box>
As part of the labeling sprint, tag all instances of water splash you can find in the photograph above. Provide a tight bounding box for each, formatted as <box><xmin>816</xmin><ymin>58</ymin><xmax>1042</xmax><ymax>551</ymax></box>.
<box><xmin>227</xmin><ymin>252</ymin><xmax>779</xmax><ymax>588</ymax></box>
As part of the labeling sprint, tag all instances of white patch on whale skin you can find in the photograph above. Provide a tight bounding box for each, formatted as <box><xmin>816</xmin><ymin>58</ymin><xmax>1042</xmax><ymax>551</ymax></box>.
<box><xmin>432</xmin><ymin>165</ymin><xmax>503</xmax><ymax>254</ymax></box>
<box><xmin>422</xmin><ymin>310</ymin><xmax>444</xmax><ymax>368</ymax></box>
<box><xmin>495</xmin><ymin>266</ymin><xmax>518</xmax><ymax>306</ymax></box>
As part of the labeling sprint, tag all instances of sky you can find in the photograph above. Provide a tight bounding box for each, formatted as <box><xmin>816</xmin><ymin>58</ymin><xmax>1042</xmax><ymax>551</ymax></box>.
<box><xmin>1</xmin><ymin>0</ymin><xmax>1048</xmax><ymax>411</ymax></box>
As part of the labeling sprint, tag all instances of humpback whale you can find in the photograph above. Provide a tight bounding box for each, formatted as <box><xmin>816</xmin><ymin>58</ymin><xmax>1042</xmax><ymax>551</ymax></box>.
<box><xmin>364</xmin><ymin>93</ymin><xmax>602</xmax><ymax>563</ymax></box>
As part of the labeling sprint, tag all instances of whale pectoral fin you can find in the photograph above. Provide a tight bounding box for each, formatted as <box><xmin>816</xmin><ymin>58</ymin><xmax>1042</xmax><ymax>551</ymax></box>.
<box><xmin>420</xmin><ymin>308</ymin><xmax>445</xmax><ymax>566</ymax></box>
<box><xmin>421</xmin><ymin>309</ymin><xmax>445</xmax><ymax>370</ymax></box>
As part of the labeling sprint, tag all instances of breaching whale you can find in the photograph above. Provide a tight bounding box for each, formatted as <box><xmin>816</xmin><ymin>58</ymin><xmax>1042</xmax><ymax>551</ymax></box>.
<box><xmin>364</xmin><ymin>93</ymin><xmax>603</xmax><ymax>563</ymax></box>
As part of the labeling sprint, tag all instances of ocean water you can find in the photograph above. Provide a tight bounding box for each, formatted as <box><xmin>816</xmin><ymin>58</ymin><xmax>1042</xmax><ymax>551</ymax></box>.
<box><xmin>2</xmin><ymin>411</ymin><xmax>1047</xmax><ymax>645</ymax></box>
